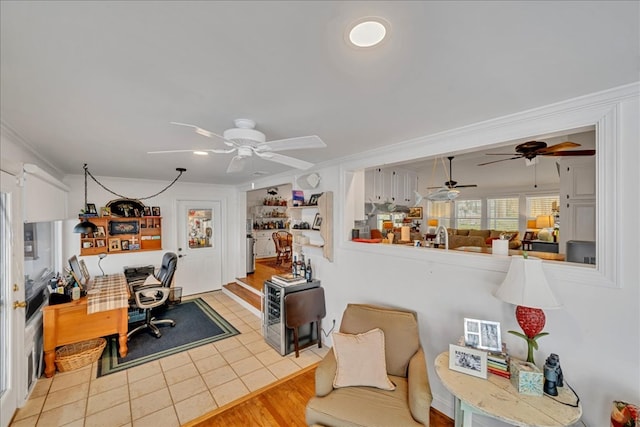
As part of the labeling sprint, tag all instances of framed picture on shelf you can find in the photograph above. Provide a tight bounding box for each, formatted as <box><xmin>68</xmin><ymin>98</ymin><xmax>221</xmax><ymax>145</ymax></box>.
<box><xmin>307</xmin><ymin>193</ymin><xmax>322</xmax><ymax>206</ymax></box>
<box><xmin>312</xmin><ymin>213</ymin><xmax>322</xmax><ymax>230</ymax></box>
<box><xmin>86</xmin><ymin>203</ymin><xmax>98</xmax><ymax>215</ymax></box>
<box><xmin>95</xmin><ymin>226</ymin><xmax>106</xmax><ymax>237</ymax></box>
<box><xmin>523</xmin><ymin>231</ymin><xmax>534</xmax><ymax>240</ymax></box>
<box><xmin>96</xmin><ymin>239</ymin><xmax>106</xmax><ymax>248</ymax></box>
<box><xmin>407</xmin><ymin>207</ymin><xmax>423</xmax><ymax>219</ymax></box>
<box><xmin>121</xmin><ymin>240</ymin><xmax>130</xmax><ymax>250</ymax></box>
<box><xmin>109</xmin><ymin>238</ymin><xmax>121</xmax><ymax>251</ymax></box>
<box><xmin>449</xmin><ymin>344</ymin><xmax>487</xmax><ymax>379</ymax></box>
<box><xmin>143</xmin><ymin>206</ymin><xmax>152</xmax><ymax>216</ymax></box>
<box><xmin>464</xmin><ymin>318</ymin><xmax>502</xmax><ymax>352</ymax></box>
<box><xmin>100</xmin><ymin>206</ymin><xmax>111</xmax><ymax>217</ymax></box>
<box><xmin>152</xmin><ymin>206</ymin><xmax>161</xmax><ymax>216</ymax></box>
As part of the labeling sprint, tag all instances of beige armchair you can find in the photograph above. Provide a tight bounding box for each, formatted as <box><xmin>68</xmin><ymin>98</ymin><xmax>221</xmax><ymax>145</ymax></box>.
<box><xmin>306</xmin><ymin>304</ymin><xmax>433</xmax><ymax>426</ymax></box>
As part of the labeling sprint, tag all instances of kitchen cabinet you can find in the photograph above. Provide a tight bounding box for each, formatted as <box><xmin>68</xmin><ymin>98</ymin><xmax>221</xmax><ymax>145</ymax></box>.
<box><xmin>254</xmin><ymin>230</ymin><xmax>277</xmax><ymax>258</ymax></box>
<box><xmin>559</xmin><ymin>157</ymin><xmax>596</xmax><ymax>251</ymax></box>
<box><xmin>365</xmin><ymin>168</ymin><xmax>417</xmax><ymax>205</ymax></box>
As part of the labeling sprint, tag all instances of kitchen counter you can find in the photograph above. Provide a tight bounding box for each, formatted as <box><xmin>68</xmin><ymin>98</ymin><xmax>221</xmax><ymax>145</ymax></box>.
<box><xmin>453</xmin><ymin>246</ymin><xmax>565</xmax><ymax>261</ymax></box>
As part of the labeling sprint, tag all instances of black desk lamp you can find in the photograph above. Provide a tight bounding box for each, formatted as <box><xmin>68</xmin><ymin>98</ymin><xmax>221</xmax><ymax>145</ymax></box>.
<box><xmin>73</xmin><ymin>164</ymin><xmax>98</xmax><ymax>234</ymax></box>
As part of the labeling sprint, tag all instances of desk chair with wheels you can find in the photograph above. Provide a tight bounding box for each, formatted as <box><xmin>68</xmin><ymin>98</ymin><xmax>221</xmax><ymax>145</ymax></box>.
<box><xmin>127</xmin><ymin>252</ymin><xmax>178</xmax><ymax>339</ymax></box>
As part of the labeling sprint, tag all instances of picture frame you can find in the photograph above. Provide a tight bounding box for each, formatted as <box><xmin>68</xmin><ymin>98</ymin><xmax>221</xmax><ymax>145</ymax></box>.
<box><xmin>79</xmin><ymin>259</ymin><xmax>90</xmax><ymax>282</ymax></box>
<box><xmin>312</xmin><ymin>213</ymin><xmax>322</xmax><ymax>230</ymax></box>
<box><xmin>152</xmin><ymin>206</ymin><xmax>161</xmax><ymax>216</ymax></box>
<box><xmin>464</xmin><ymin>318</ymin><xmax>502</xmax><ymax>352</ymax></box>
<box><xmin>307</xmin><ymin>193</ymin><xmax>322</xmax><ymax>206</ymax></box>
<box><xmin>121</xmin><ymin>239</ymin><xmax>130</xmax><ymax>250</ymax></box>
<box><xmin>108</xmin><ymin>238</ymin><xmax>121</xmax><ymax>251</ymax></box>
<box><xmin>96</xmin><ymin>239</ymin><xmax>106</xmax><ymax>248</ymax></box>
<box><xmin>109</xmin><ymin>220</ymin><xmax>139</xmax><ymax>235</ymax></box>
<box><xmin>100</xmin><ymin>206</ymin><xmax>111</xmax><ymax>217</ymax></box>
<box><xmin>523</xmin><ymin>231</ymin><xmax>534</xmax><ymax>240</ymax></box>
<box><xmin>86</xmin><ymin>203</ymin><xmax>97</xmax><ymax>215</ymax></box>
<box><xmin>407</xmin><ymin>206</ymin><xmax>423</xmax><ymax>219</ymax></box>
<box><xmin>449</xmin><ymin>344</ymin><xmax>487</xmax><ymax>379</ymax></box>
<box><xmin>95</xmin><ymin>226</ymin><xmax>106</xmax><ymax>238</ymax></box>
<box><xmin>143</xmin><ymin>206</ymin><xmax>152</xmax><ymax>216</ymax></box>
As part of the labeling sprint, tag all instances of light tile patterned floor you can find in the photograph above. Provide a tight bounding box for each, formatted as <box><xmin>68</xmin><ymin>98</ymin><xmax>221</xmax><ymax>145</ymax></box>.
<box><xmin>10</xmin><ymin>290</ymin><xmax>329</xmax><ymax>427</ymax></box>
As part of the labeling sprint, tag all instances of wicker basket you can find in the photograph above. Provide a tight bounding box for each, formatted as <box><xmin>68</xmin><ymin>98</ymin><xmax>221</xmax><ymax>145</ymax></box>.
<box><xmin>55</xmin><ymin>338</ymin><xmax>107</xmax><ymax>372</ymax></box>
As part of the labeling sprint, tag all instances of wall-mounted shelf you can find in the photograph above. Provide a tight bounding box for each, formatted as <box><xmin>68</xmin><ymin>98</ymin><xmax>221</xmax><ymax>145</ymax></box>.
<box><xmin>288</xmin><ymin>192</ymin><xmax>333</xmax><ymax>261</ymax></box>
<box><xmin>78</xmin><ymin>216</ymin><xmax>162</xmax><ymax>256</ymax></box>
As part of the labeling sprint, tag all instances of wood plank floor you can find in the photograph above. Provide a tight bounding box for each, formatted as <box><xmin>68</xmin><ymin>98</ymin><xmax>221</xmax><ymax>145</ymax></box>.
<box><xmin>186</xmin><ymin>364</ymin><xmax>453</xmax><ymax>427</ymax></box>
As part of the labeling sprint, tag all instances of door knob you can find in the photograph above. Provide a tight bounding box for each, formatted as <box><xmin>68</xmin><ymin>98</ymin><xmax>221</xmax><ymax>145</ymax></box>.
<box><xmin>13</xmin><ymin>301</ymin><xmax>27</xmax><ymax>309</ymax></box>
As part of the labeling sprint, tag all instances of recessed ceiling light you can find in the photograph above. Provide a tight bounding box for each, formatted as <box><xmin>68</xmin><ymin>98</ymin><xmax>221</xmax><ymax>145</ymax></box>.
<box><xmin>193</xmin><ymin>151</ymin><xmax>209</xmax><ymax>156</ymax></box>
<box><xmin>348</xmin><ymin>18</ymin><xmax>389</xmax><ymax>48</ymax></box>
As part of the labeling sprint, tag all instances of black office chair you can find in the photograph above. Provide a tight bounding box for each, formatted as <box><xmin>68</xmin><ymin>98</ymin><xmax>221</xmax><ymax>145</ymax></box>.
<box><xmin>127</xmin><ymin>252</ymin><xmax>178</xmax><ymax>339</ymax></box>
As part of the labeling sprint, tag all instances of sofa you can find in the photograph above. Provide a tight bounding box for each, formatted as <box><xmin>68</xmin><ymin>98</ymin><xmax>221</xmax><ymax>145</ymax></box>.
<box><xmin>447</xmin><ymin>229</ymin><xmax>521</xmax><ymax>250</ymax></box>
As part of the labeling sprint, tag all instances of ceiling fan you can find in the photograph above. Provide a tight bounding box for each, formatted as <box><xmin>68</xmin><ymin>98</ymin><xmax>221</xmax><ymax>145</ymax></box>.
<box><xmin>148</xmin><ymin>118</ymin><xmax>326</xmax><ymax>173</ymax></box>
<box><xmin>427</xmin><ymin>156</ymin><xmax>478</xmax><ymax>190</ymax></box>
<box><xmin>477</xmin><ymin>141</ymin><xmax>595</xmax><ymax>166</ymax></box>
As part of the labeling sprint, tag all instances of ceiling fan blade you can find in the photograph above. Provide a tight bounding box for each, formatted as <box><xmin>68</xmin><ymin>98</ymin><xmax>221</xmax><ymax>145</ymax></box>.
<box><xmin>255</xmin><ymin>151</ymin><xmax>314</xmax><ymax>170</ymax></box>
<box><xmin>484</xmin><ymin>153</ymin><xmax>523</xmax><ymax>156</ymax></box>
<box><xmin>536</xmin><ymin>141</ymin><xmax>580</xmax><ymax>154</ymax></box>
<box><xmin>477</xmin><ymin>156</ymin><xmax>522</xmax><ymax>166</ymax></box>
<box><xmin>170</xmin><ymin>121</ymin><xmax>236</xmax><ymax>147</ymax></box>
<box><xmin>148</xmin><ymin>149</ymin><xmax>201</xmax><ymax>154</ymax></box>
<box><xmin>147</xmin><ymin>148</ymin><xmax>236</xmax><ymax>155</ymax></box>
<box><xmin>256</xmin><ymin>135</ymin><xmax>326</xmax><ymax>152</ymax></box>
<box><xmin>542</xmin><ymin>149</ymin><xmax>596</xmax><ymax>157</ymax></box>
<box><xmin>226</xmin><ymin>156</ymin><xmax>247</xmax><ymax>173</ymax></box>
<box><xmin>454</xmin><ymin>184</ymin><xmax>478</xmax><ymax>188</ymax></box>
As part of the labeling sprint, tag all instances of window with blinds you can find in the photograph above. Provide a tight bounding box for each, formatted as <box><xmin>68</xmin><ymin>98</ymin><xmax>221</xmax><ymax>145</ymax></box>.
<box><xmin>455</xmin><ymin>199</ymin><xmax>482</xmax><ymax>229</ymax></box>
<box><xmin>426</xmin><ymin>201</ymin><xmax>451</xmax><ymax>228</ymax></box>
<box><xmin>487</xmin><ymin>197</ymin><xmax>519</xmax><ymax>230</ymax></box>
<box><xmin>527</xmin><ymin>195</ymin><xmax>560</xmax><ymax>218</ymax></box>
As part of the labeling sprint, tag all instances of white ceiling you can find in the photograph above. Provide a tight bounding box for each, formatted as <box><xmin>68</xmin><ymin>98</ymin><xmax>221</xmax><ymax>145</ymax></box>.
<box><xmin>1</xmin><ymin>1</ymin><xmax>637</xmax><ymax>185</ymax></box>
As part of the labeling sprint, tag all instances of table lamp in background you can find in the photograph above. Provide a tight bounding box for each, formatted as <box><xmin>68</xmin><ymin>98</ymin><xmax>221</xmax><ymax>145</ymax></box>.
<box><xmin>428</xmin><ymin>219</ymin><xmax>438</xmax><ymax>234</ymax></box>
<box><xmin>493</xmin><ymin>254</ymin><xmax>562</xmax><ymax>365</ymax></box>
<box><xmin>535</xmin><ymin>215</ymin><xmax>554</xmax><ymax>242</ymax></box>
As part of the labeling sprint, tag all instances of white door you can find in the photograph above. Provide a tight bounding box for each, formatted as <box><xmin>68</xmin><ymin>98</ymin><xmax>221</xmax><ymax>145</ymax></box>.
<box><xmin>1</xmin><ymin>171</ymin><xmax>24</xmax><ymax>427</ymax></box>
<box><xmin>175</xmin><ymin>201</ymin><xmax>223</xmax><ymax>296</ymax></box>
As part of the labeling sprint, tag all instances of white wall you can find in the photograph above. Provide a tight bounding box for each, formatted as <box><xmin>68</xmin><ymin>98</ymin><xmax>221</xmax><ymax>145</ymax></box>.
<box><xmin>246</xmin><ymin>84</ymin><xmax>640</xmax><ymax>426</ymax></box>
<box><xmin>62</xmin><ymin>174</ymin><xmax>240</xmax><ymax>283</ymax></box>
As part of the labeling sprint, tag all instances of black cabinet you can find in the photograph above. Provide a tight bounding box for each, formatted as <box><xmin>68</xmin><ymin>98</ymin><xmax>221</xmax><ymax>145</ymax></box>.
<box><xmin>529</xmin><ymin>240</ymin><xmax>559</xmax><ymax>253</ymax></box>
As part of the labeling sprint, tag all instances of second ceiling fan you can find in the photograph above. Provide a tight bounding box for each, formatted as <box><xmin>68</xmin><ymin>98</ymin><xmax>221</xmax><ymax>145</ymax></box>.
<box><xmin>427</xmin><ymin>156</ymin><xmax>478</xmax><ymax>190</ymax></box>
<box><xmin>477</xmin><ymin>141</ymin><xmax>595</xmax><ymax>166</ymax></box>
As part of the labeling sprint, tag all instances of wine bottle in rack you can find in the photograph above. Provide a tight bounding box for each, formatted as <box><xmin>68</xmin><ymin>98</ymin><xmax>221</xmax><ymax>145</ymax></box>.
<box><xmin>305</xmin><ymin>258</ymin><xmax>312</xmax><ymax>282</ymax></box>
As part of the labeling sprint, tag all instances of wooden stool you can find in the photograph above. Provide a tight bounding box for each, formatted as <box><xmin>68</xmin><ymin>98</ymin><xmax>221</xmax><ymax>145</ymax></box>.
<box><xmin>284</xmin><ymin>287</ymin><xmax>326</xmax><ymax>357</ymax></box>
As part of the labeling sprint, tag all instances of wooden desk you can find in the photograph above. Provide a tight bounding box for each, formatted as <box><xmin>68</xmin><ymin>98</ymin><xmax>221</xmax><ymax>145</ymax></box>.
<box><xmin>43</xmin><ymin>273</ymin><xmax>129</xmax><ymax>377</ymax></box>
<box><xmin>453</xmin><ymin>246</ymin><xmax>566</xmax><ymax>261</ymax></box>
<box><xmin>435</xmin><ymin>352</ymin><xmax>581</xmax><ymax>427</ymax></box>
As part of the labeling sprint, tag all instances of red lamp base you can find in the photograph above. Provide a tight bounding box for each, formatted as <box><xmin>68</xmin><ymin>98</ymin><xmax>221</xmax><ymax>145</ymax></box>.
<box><xmin>514</xmin><ymin>305</ymin><xmax>547</xmax><ymax>364</ymax></box>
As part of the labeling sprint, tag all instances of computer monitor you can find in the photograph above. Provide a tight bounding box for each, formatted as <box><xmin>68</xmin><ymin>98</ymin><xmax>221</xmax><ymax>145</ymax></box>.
<box><xmin>68</xmin><ymin>255</ymin><xmax>85</xmax><ymax>286</ymax></box>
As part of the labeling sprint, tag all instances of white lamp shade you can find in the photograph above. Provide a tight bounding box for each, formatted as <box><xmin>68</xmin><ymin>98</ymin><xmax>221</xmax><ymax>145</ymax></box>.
<box><xmin>494</xmin><ymin>255</ymin><xmax>562</xmax><ymax>309</ymax></box>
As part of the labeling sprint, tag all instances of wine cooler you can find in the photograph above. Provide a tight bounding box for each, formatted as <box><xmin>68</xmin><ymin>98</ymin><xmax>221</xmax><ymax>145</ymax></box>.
<box><xmin>263</xmin><ymin>279</ymin><xmax>321</xmax><ymax>356</ymax></box>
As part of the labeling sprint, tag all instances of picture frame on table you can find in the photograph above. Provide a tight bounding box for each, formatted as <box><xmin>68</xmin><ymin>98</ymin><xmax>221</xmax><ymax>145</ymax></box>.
<box><xmin>152</xmin><ymin>206</ymin><xmax>161</xmax><ymax>216</ymax></box>
<box><xmin>109</xmin><ymin>238</ymin><xmax>121</xmax><ymax>251</ymax></box>
<box><xmin>523</xmin><ymin>231</ymin><xmax>534</xmax><ymax>240</ymax></box>
<box><xmin>307</xmin><ymin>193</ymin><xmax>322</xmax><ymax>206</ymax></box>
<box><xmin>312</xmin><ymin>213</ymin><xmax>322</xmax><ymax>230</ymax></box>
<box><xmin>143</xmin><ymin>206</ymin><xmax>152</xmax><ymax>216</ymax></box>
<box><xmin>79</xmin><ymin>259</ymin><xmax>90</xmax><ymax>282</ymax></box>
<box><xmin>464</xmin><ymin>318</ymin><xmax>502</xmax><ymax>352</ymax></box>
<box><xmin>449</xmin><ymin>344</ymin><xmax>487</xmax><ymax>379</ymax></box>
<box><xmin>407</xmin><ymin>206</ymin><xmax>423</xmax><ymax>219</ymax></box>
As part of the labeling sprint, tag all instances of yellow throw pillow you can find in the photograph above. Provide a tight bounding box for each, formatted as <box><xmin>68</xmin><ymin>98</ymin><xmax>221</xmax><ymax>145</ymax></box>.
<box><xmin>332</xmin><ymin>328</ymin><xmax>396</xmax><ymax>390</ymax></box>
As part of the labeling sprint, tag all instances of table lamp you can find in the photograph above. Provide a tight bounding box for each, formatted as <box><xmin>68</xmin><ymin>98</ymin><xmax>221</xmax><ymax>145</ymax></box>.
<box><xmin>493</xmin><ymin>254</ymin><xmax>561</xmax><ymax>365</ymax></box>
<box><xmin>428</xmin><ymin>219</ymin><xmax>438</xmax><ymax>234</ymax></box>
<box><xmin>98</xmin><ymin>253</ymin><xmax>107</xmax><ymax>276</ymax></box>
